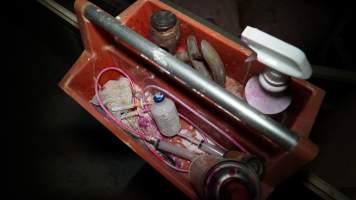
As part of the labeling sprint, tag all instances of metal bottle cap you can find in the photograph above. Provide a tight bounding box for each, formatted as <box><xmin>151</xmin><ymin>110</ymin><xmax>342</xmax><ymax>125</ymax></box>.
<box><xmin>151</xmin><ymin>10</ymin><xmax>177</xmax><ymax>31</ymax></box>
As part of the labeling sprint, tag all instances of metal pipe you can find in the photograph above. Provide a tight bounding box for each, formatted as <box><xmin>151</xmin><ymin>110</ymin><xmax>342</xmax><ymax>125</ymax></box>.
<box><xmin>83</xmin><ymin>2</ymin><xmax>299</xmax><ymax>150</ymax></box>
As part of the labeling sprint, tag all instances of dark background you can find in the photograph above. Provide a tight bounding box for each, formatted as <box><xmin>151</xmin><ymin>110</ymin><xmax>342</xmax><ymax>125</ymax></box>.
<box><xmin>6</xmin><ymin>0</ymin><xmax>356</xmax><ymax>199</ymax></box>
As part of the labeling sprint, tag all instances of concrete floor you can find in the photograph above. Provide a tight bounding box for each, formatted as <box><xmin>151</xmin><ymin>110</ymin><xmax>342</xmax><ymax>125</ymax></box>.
<box><xmin>7</xmin><ymin>0</ymin><xmax>355</xmax><ymax>199</ymax></box>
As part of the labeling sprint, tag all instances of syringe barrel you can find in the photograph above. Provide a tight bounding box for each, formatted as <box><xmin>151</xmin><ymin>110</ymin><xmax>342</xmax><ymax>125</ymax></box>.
<box><xmin>157</xmin><ymin>140</ymin><xmax>195</xmax><ymax>160</ymax></box>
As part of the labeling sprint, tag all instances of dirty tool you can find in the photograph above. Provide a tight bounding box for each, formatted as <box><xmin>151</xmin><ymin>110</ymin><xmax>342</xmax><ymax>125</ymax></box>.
<box><xmin>190</xmin><ymin>154</ymin><xmax>261</xmax><ymax>200</ymax></box>
<box><xmin>181</xmin><ymin>35</ymin><xmax>226</xmax><ymax>86</ymax></box>
<box><xmin>187</xmin><ymin>35</ymin><xmax>212</xmax><ymax>80</ymax></box>
<box><xmin>201</xmin><ymin>40</ymin><xmax>226</xmax><ymax>86</ymax></box>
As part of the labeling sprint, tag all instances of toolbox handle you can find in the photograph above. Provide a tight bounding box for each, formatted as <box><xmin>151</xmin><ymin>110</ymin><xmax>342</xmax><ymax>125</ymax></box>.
<box><xmin>80</xmin><ymin>1</ymin><xmax>300</xmax><ymax>150</ymax></box>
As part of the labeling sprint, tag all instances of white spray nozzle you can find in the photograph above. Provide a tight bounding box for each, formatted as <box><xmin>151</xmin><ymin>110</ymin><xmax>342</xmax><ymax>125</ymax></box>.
<box><xmin>241</xmin><ymin>26</ymin><xmax>312</xmax><ymax>79</ymax></box>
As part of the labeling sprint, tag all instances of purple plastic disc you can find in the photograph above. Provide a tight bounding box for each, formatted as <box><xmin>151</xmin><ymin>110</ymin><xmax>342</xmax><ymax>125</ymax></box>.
<box><xmin>244</xmin><ymin>76</ymin><xmax>292</xmax><ymax>115</ymax></box>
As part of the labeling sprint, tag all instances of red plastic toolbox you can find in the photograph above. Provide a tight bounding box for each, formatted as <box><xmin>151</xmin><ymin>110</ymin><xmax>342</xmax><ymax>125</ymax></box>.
<box><xmin>60</xmin><ymin>0</ymin><xmax>325</xmax><ymax>199</ymax></box>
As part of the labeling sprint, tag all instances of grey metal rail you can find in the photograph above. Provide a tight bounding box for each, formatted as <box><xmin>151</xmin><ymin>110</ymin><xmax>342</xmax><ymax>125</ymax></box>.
<box><xmin>38</xmin><ymin>0</ymin><xmax>78</xmax><ymax>28</ymax></box>
<box><xmin>83</xmin><ymin>2</ymin><xmax>299</xmax><ymax>150</ymax></box>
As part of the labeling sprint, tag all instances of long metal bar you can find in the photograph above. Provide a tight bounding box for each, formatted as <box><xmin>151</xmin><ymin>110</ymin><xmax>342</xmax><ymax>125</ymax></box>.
<box><xmin>303</xmin><ymin>172</ymin><xmax>352</xmax><ymax>200</ymax></box>
<box><xmin>38</xmin><ymin>0</ymin><xmax>78</xmax><ymax>28</ymax></box>
<box><xmin>83</xmin><ymin>2</ymin><xmax>299</xmax><ymax>150</ymax></box>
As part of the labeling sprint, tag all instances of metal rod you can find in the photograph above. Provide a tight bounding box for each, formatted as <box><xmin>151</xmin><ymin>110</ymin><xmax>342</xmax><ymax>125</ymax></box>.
<box><xmin>303</xmin><ymin>172</ymin><xmax>352</xmax><ymax>200</ymax></box>
<box><xmin>83</xmin><ymin>2</ymin><xmax>299</xmax><ymax>150</ymax></box>
<box><xmin>38</xmin><ymin>0</ymin><xmax>78</xmax><ymax>28</ymax></box>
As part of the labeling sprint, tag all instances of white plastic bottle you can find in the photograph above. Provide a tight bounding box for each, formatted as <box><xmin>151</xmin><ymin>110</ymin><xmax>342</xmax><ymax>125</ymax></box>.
<box><xmin>151</xmin><ymin>92</ymin><xmax>181</xmax><ymax>137</ymax></box>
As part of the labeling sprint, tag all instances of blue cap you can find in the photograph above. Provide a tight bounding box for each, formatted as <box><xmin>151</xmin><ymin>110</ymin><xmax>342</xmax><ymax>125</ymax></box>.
<box><xmin>153</xmin><ymin>92</ymin><xmax>165</xmax><ymax>103</ymax></box>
